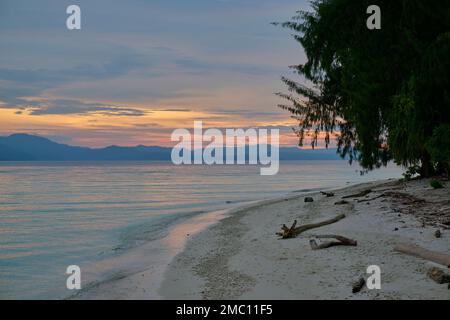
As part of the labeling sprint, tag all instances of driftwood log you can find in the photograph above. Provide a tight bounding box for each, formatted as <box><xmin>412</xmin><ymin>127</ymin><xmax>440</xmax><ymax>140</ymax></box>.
<box><xmin>334</xmin><ymin>200</ymin><xmax>349</xmax><ymax>205</ymax></box>
<box><xmin>394</xmin><ymin>243</ymin><xmax>450</xmax><ymax>268</ymax></box>
<box><xmin>342</xmin><ymin>189</ymin><xmax>372</xmax><ymax>199</ymax></box>
<box><xmin>357</xmin><ymin>194</ymin><xmax>385</xmax><ymax>203</ymax></box>
<box><xmin>309</xmin><ymin>234</ymin><xmax>357</xmax><ymax>250</ymax></box>
<box><xmin>276</xmin><ymin>214</ymin><xmax>346</xmax><ymax>239</ymax></box>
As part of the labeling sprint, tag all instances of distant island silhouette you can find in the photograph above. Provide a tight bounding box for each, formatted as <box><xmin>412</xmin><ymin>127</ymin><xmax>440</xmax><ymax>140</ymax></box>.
<box><xmin>0</xmin><ymin>133</ymin><xmax>342</xmax><ymax>161</ymax></box>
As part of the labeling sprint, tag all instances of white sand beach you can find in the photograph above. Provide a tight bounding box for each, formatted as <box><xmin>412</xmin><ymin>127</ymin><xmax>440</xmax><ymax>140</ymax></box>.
<box><xmin>72</xmin><ymin>178</ymin><xmax>450</xmax><ymax>300</ymax></box>
<box><xmin>160</xmin><ymin>178</ymin><xmax>450</xmax><ymax>300</ymax></box>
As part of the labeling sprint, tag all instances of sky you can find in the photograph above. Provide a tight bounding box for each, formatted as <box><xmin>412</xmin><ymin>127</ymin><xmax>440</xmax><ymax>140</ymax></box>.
<box><xmin>0</xmin><ymin>0</ymin><xmax>317</xmax><ymax>147</ymax></box>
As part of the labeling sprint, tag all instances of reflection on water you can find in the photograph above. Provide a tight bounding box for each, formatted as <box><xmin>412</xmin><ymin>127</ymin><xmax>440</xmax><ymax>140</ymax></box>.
<box><xmin>0</xmin><ymin>161</ymin><xmax>403</xmax><ymax>299</ymax></box>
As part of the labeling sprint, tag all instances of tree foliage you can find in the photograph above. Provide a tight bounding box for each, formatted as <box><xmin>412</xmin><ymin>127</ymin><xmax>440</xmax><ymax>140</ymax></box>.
<box><xmin>277</xmin><ymin>0</ymin><xmax>450</xmax><ymax>176</ymax></box>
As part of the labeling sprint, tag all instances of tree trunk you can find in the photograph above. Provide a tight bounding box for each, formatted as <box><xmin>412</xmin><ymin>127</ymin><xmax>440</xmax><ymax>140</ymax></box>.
<box><xmin>420</xmin><ymin>152</ymin><xmax>434</xmax><ymax>178</ymax></box>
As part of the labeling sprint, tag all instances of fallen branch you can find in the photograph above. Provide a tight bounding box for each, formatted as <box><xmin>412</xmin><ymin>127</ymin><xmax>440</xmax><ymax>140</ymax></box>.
<box><xmin>334</xmin><ymin>200</ymin><xmax>349</xmax><ymax>205</ymax></box>
<box><xmin>438</xmin><ymin>223</ymin><xmax>450</xmax><ymax>230</ymax></box>
<box><xmin>276</xmin><ymin>214</ymin><xmax>346</xmax><ymax>239</ymax></box>
<box><xmin>371</xmin><ymin>186</ymin><xmax>403</xmax><ymax>193</ymax></box>
<box><xmin>279</xmin><ymin>220</ymin><xmax>297</xmax><ymax>239</ymax></box>
<box><xmin>357</xmin><ymin>193</ymin><xmax>385</xmax><ymax>203</ymax></box>
<box><xmin>309</xmin><ymin>234</ymin><xmax>357</xmax><ymax>250</ymax></box>
<box><xmin>394</xmin><ymin>243</ymin><xmax>450</xmax><ymax>268</ymax></box>
<box><xmin>342</xmin><ymin>189</ymin><xmax>372</xmax><ymax>199</ymax></box>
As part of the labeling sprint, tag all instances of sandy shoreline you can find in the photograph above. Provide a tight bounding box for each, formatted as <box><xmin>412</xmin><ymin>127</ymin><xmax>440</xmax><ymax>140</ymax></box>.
<box><xmin>70</xmin><ymin>209</ymin><xmax>233</xmax><ymax>299</ymax></box>
<box><xmin>160</xmin><ymin>178</ymin><xmax>450</xmax><ymax>300</ymax></box>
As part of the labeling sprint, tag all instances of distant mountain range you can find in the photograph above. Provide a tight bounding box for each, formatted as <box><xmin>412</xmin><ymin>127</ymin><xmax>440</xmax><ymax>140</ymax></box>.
<box><xmin>0</xmin><ymin>133</ymin><xmax>342</xmax><ymax>161</ymax></box>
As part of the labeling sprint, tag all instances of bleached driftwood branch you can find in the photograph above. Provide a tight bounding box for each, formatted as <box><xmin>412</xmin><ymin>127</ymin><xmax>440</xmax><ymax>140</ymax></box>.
<box><xmin>276</xmin><ymin>214</ymin><xmax>346</xmax><ymax>239</ymax></box>
<box><xmin>309</xmin><ymin>234</ymin><xmax>357</xmax><ymax>250</ymax></box>
<box><xmin>394</xmin><ymin>243</ymin><xmax>450</xmax><ymax>268</ymax></box>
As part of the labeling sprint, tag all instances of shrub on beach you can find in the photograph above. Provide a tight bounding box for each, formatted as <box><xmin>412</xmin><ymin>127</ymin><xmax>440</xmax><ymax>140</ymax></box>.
<box><xmin>430</xmin><ymin>180</ymin><xmax>444</xmax><ymax>189</ymax></box>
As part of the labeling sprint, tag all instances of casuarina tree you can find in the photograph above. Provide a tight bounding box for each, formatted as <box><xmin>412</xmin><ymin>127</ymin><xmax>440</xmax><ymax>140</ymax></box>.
<box><xmin>277</xmin><ymin>0</ymin><xmax>450</xmax><ymax>177</ymax></box>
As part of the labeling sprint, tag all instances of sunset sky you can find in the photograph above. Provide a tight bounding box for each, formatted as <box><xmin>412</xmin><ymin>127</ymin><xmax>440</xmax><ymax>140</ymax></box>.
<box><xmin>0</xmin><ymin>0</ymin><xmax>324</xmax><ymax>148</ymax></box>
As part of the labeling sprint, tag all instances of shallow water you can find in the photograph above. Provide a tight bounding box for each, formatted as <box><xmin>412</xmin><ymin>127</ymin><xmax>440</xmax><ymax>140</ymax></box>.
<box><xmin>0</xmin><ymin>160</ymin><xmax>402</xmax><ymax>299</ymax></box>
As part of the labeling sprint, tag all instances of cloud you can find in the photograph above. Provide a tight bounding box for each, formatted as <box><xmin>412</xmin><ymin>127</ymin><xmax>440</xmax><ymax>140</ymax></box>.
<box><xmin>0</xmin><ymin>52</ymin><xmax>151</xmax><ymax>115</ymax></box>
<box><xmin>0</xmin><ymin>0</ymin><xmax>309</xmax><ymax>146</ymax></box>
<box><xmin>153</xmin><ymin>108</ymin><xmax>192</xmax><ymax>112</ymax></box>
<box><xmin>174</xmin><ymin>58</ymin><xmax>280</xmax><ymax>76</ymax></box>
<box><xmin>0</xmin><ymin>53</ymin><xmax>147</xmax><ymax>85</ymax></box>
<box><xmin>212</xmin><ymin>109</ymin><xmax>281</xmax><ymax>117</ymax></box>
<box><xmin>17</xmin><ymin>98</ymin><xmax>147</xmax><ymax>116</ymax></box>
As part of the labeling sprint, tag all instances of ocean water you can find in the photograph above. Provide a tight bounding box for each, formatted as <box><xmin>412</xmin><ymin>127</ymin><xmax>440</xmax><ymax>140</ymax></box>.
<box><xmin>0</xmin><ymin>161</ymin><xmax>403</xmax><ymax>299</ymax></box>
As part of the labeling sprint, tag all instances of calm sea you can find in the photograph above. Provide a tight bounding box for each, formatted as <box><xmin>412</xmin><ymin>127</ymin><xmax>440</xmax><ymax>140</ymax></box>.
<box><xmin>0</xmin><ymin>161</ymin><xmax>402</xmax><ymax>299</ymax></box>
